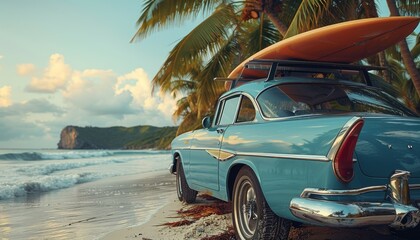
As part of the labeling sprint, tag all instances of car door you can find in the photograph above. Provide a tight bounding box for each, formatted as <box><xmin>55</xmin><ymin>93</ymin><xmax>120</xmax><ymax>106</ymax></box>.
<box><xmin>189</xmin><ymin>95</ymin><xmax>241</xmax><ymax>191</ymax></box>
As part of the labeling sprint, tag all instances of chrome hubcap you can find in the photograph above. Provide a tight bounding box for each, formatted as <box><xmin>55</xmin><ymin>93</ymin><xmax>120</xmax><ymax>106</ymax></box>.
<box><xmin>236</xmin><ymin>179</ymin><xmax>258</xmax><ymax>239</ymax></box>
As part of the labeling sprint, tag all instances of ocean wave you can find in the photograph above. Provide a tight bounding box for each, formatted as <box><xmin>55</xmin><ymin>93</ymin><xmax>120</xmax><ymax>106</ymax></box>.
<box><xmin>0</xmin><ymin>150</ymin><xmax>114</xmax><ymax>161</ymax></box>
<box><xmin>15</xmin><ymin>158</ymin><xmax>126</xmax><ymax>176</ymax></box>
<box><xmin>0</xmin><ymin>172</ymin><xmax>106</xmax><ymax>200</ymax></box>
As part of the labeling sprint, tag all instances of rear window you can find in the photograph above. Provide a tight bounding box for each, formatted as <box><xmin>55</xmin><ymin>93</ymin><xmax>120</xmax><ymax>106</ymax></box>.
<box><xmin>257</xmin><ymin>83</ymin><xmax>417</xmax><ymax>118</ymax></box>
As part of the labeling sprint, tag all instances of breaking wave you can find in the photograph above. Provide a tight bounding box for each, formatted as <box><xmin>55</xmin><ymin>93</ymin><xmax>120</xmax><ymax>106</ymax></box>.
<box><xmin>0</xmin><ymin>150</ymin><xmax>114</xmax><ymax>161</ymax></box>
<box><xmin>0</xmin><ymin>172</ymin><xmax>107</xmax><ymax>200</ymax></box>
<box><xmin>0</xmin><ymin>149</ymin><xmax>171</xmax><ymax>200</ymax></box>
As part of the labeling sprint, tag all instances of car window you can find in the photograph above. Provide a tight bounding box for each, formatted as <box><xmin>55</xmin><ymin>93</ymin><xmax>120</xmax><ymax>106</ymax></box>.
<box><xmin>218</xmin><ymin>96</ymin><xmax>240</xmax><ymax>125</ymax></box>
<box><xmin>236</xmin><ymin>96</ymin><xmax>256</xmax><ymax>123</ymax></box>
<box><xmin>276</xmin><ymin>69</ymin><xmax>367</xmax><ymax>84</ymax></box>
<box><xmin>257</xmin><ymin>83</ymin><xmax>417</xmax><ymax>118</ymax></box>
<box><xmin>257</xmin><ymin>87</ymin><xmax>310</xmax><ymax>118</ymax></box>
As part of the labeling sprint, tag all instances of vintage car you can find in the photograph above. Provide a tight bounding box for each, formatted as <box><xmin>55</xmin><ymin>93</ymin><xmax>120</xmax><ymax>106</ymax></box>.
<box><xmin>169</xmin><ymin>60</ymin><xmax>420</xmax><ymax>240</ymax></box>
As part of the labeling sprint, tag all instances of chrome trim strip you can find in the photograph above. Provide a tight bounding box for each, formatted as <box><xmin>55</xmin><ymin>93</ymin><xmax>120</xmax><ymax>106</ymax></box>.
<box><xmin>300</xmin><ymin>184</ymin><xmax>420</xmax><ymax>198</ymax></box>
<box><xmin>300</xmin><ymin>186</ymin><xmax>387</xmax><ymax>198</ymax></box>
<box><xmin>205</xmin><ymin>149</ymin><xmax>219</xmax><ymax>160</ymax></box>
<box><xmin>173</xmin><ymin>147</ymin><xmax>190</xmax><ymax>150</ymax></box>
<box><xmin>187</xmin><ymin>147</ymin><xmax>330</xmax><ymax>162</ymax></box>
<box><xmin>236</xmin><ymin>151</ymin><xmax>330</xmax><ymax>161</ymax></box>
<box><xmin>218</xmin><ymin>150</ymin><xmax>236</xmax><ymax>161</ymax></box>
<box><xmin>205</xmin><ymin>149</ymin><xmax>236</xmax><ymax>161</ymax></box>
<box><xmin>327</xmin><ymin>116</ymin><xmax>363</xmax><ymax>161</ymax></box>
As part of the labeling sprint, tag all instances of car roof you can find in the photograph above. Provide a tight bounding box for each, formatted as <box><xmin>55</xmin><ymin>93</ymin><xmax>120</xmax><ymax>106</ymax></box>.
<box><xmin>218</xmin><ymin>59</ymin><xmax>383</xmax><ymax>99</ymax></box>
<box><xmin>220</xmin><ymin>76</ymin><xmax>367</xmax><ymax>99</ymax></box>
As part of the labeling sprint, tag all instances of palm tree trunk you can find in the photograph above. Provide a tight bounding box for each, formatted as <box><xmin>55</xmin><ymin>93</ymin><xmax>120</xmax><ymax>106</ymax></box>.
<box><xmin>378</xmin><ymin>51</ymin><xmax>392</xmax><ymax>83</ymax></box>
<box><xmin>265</xmin><ymin>11</ymin><xmax>288</xmax><ymax>36</ymax></box>
<box><xmin>362</xmin><ymin>0</ymin><xmax>391</xmax><ymax>82</ymax></box>
<box><xmin>386</xmin><ymin>0</ymin><xmax>420</xmax><ymax>96</ymax></box>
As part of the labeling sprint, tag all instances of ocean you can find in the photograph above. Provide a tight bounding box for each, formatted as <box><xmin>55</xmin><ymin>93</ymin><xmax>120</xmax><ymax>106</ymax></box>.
<box><xmin>0</xmin><ymin>149</ymin><xmax>176</xmax><ymax>240</ymax></box>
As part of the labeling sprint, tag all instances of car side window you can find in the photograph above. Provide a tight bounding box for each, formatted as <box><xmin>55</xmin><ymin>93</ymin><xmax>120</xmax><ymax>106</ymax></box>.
<box><xmin>236</xmin><ymin>96</ymin><xmax>256</xmax><ymax>123</ymax></box>
<box><xmin>218</xmin><ymin>96</ymin><xmax>240</xmax><ymax>126</ymax></box>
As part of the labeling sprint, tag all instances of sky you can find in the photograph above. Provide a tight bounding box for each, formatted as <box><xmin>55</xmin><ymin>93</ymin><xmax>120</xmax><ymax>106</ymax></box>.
<box><xmin>0</xmin><ymin>1</ymin><xmax>418</xmax><ymax>149</ymax></box>
<box><xmin>0</xmin><ymin>1</ymin><xmax>202</xmax><ymax>148</ymax></box>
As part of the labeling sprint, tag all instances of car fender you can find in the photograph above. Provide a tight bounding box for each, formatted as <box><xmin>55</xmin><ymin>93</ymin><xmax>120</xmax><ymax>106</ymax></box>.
<box><xmin>224</xmin><ymin>158</ymin><xmax>260</xmax><ymax>201</ymax></box>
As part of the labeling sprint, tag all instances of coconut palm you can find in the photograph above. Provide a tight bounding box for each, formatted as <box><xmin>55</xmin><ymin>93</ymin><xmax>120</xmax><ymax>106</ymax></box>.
<box><xmin>386</xmin><ymin>0</ymin><xmax>420</xmax><ymax>97</ymax></box>
<box><xmin>385</xmin><ymin>32</ymin><xmax>420</xmax><ymax>112</ymax></box>
<box><xmin>133</xmin><ymin>0</ymin><xmax>358</xmax><ymax>132</ymax></box>
<box><xmin>133</xmin><ymin>1</ymin><xmax>283</xmax><ymax>133</ymax></box>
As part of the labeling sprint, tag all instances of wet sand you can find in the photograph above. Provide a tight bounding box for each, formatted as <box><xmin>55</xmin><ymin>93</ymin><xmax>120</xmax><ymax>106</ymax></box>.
<box><xmin>0</xmin><ymin>170</ymin><xmax>175</xmax><ymax>240</ymax></box>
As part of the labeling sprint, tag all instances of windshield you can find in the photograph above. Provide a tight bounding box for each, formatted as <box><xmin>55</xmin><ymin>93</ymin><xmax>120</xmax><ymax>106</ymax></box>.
<box><xmin>257</xmin><ymin>83</ymin><xmax>417</xmax><ymax>118</ymax></box>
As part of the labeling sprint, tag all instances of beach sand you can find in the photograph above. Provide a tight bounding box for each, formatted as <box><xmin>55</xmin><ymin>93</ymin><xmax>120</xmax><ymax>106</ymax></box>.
<box><xmin>0</xmin><ymin>170</ymin><xmax>175</xmax><ymax>240</ymax></box>
<box><xmin>101</xmin><ymin>187</ymin><xmax>413</xmax><ymax>240</ymax></box>
<box><xmin>101</xmin><ymin>193</ymin><xmax>233</xmax><ymax>240</ymax></box>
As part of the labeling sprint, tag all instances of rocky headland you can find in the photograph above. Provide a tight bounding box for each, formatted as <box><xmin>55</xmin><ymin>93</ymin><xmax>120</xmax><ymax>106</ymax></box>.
<box><xmin>57</xmin><ymin>125</ymin><xmax>177</xmax><ymax>150</ymax></box>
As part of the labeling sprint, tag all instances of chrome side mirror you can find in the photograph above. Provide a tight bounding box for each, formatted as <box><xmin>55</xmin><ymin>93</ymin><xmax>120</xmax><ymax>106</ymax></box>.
<box><xmin>202</xmin><ymin>116</ymin><xmax>212</xmax><ymax>129</ymax></box>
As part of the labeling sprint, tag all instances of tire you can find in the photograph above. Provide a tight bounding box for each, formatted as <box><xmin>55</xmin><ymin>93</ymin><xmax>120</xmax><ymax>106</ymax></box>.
<box><xmin>175</xmin><ymin>156</ymin><xmax>197</xmax><ymax>203</ymax></box>
<box><xmin>232</xmin><ymin>167</ymin><xmax>291</xmax><ymax>240</ymax></box>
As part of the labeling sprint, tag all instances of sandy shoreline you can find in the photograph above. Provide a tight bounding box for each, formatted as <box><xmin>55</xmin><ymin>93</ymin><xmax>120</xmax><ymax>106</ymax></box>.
<box><xmin>100</xmin><ymin>189</ymin><xmax>414</xmax><ymax>240</ymax></box>
<box><xmin>100</xmin><ymin>192</ymin><xmax>183</xmax><ymax>240</ymax></box>
<box><xmin>100</xmin><ymin>193</ymin><xmax>233</xmax><ymax>240</ymax></box>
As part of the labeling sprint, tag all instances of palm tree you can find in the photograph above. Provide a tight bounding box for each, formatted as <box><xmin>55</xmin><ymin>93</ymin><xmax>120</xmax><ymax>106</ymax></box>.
<box><xmin>386</xmin><ymin>0</ymin><xmax>420</xmax><ymax>97</ymax></box>
<box><xmin>168</xmin><ymin>61</ymin><xmax>226</xmax><ymax>134</ymax></box>
<box><xmin>133</xmin><ymin>0</ymin><xmax>357</xmax><ymax>132</ymax></box>
<box><xmin>133</xmin><ymin>1</ymin><xmax>284</xmax><ymax>133</ymax></box>
<box><xmin>385</xmin><ymin>32</ymin><xmax>420</xmax><ymax>112</ymax></box>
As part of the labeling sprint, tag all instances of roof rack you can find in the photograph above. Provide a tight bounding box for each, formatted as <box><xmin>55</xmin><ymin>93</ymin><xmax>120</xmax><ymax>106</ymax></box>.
<box><xmin>215</xmin><ymin>59</ymin><xmax>385</xmax><ymax>90</ymax></box>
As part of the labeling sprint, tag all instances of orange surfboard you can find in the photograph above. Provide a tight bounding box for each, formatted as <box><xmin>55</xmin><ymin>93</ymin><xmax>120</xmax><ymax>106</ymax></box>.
<box><xmin>228</xmin><ymin>17</ymin><xmax>420</xmax><ymax>79</ymax></box>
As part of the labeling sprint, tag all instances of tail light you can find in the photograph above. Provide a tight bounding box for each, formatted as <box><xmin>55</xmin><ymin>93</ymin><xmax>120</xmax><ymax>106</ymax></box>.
<box><xmin>333</xmin><ymin>119</ymin><xmax>364</xmax><ymax>183</ymax></box>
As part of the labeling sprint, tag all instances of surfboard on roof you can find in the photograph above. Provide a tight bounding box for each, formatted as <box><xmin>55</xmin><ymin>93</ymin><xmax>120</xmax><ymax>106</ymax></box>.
<box><xmin>227</xmin><ymin>16</ymin><xmax>420</xmax><ymax>80</ymax></box>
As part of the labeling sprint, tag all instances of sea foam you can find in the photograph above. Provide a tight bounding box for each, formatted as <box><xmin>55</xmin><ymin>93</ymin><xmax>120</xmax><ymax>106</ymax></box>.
<box><xmin>0</xmin><ymin>149</ymin><xmax>170</xmax><ymax>200</ymax></box>
<box><xmin>0</xmin><ymin>172</ymin><xmax>104</xmax><ymax>200</ymax></box>
<box><xmin>0</xmin><ymin>150</ymin><xmax>114</xmax><ymax>161</ymax></box>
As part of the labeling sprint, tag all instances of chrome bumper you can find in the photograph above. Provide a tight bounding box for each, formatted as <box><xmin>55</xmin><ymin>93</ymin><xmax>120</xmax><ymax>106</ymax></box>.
<box><xmin>290</xmin><ymin>170</ymin><xmax>420</xmax><ymax>229</ymax></box>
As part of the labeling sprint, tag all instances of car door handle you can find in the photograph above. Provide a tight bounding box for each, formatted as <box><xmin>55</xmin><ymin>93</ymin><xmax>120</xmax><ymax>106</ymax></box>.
<box><xmin>217</xmin><ymin>128</ymin><xmax>224</xmax><ymax>134</ymax></box>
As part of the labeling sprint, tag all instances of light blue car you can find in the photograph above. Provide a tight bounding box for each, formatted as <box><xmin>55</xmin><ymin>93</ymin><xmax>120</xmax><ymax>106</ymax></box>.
<box><xmin>170</xmin><ymin>60</ymin><xmax>420</xmax><ymax>240</ymax></box>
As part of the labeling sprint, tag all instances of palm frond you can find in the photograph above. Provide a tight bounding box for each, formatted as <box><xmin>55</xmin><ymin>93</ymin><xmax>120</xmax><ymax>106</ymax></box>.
<box><xmin>151</xmin><ymin>3</ymin><xmax>238</xmax><ymax>92</ymax></box>
<box><xmin>132</xmin><ymin>0</ymin><xmax>221</xmax><ymax>41</ymax></box>
<box><xmin>284</xmin><ymin>0</ymin><xmax>331</xmax><ymax>38</ymax></box>
<box><xmin>396</xmin><ymin>0</ymin><xmax>420</xmax><ymax>16</ymax></box>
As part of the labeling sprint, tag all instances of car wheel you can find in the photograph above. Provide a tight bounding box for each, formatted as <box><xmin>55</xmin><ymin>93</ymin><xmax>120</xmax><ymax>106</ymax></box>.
<box><xmin>233</xmin><ymin>167</ymin><xmax>291</xmax><ymax>240</ymax></box>
<box><xmin>175</xmin><ymin>156</ymin><xmax>197</xmax><ymax>203</ymax></box>
<box><xmin>175</xmin><ymin>158</ymin><xmax>183</xmax><ymax>201</ymax></box>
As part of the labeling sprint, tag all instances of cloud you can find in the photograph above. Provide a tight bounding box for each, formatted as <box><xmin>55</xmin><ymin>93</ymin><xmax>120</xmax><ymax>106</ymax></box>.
<box><xmin>157</xmin><ymin>91</ymin><xmax>178</xmax><ymax>119</ymax></box>
<box><xmin>26</xmin><ymin>54</ymin><xmax>72</xmax><ymax>93</ymax></box>
<box><xmin>0</xmin><ymin>98</ymin><xmax>64</xmax><ymax>116</ymax></box>
<box><xmin>4</xmin><ymin>54</ymin><xmax>179</xmax><ymax>148</ymax></box>
<box><xmin>17</xmin><ymin>63</ymin><xmax>36</xmax><ymax>75</ymax></box>
<box><xmin>62</xmin><ymin>69</ymin><xmax>136</xmax><ymax>118</ymax></box>
<box><xmin>116</xmin><ymin>68</ymin><xmax>177</xmax><ymax>118</ymax></box>
<box><xmin>0</xmin><ymin>85</ymin><xmax>12</xmax><ymax>107</ymax></box>
<box><xmin>0</xmin><ymin>98</ymin><xmax>64</xmax><ymax>146</ymax></box>
<box><xmin>0</xmin><ymin>116</ymin><xmax>45</xmax><ymax>142</ymax></box>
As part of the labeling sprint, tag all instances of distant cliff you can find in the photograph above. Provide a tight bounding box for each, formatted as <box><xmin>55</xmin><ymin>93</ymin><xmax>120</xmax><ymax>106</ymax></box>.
<box><xmin>57</xmin><ymin>125</ymin><xmax>177</xmax><ymax>150</ymax></box>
